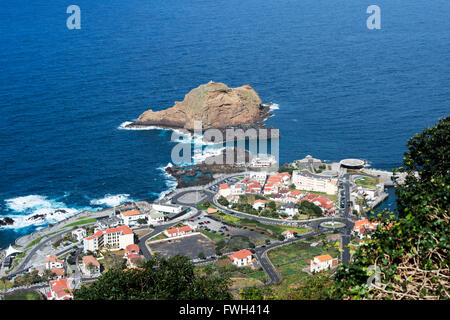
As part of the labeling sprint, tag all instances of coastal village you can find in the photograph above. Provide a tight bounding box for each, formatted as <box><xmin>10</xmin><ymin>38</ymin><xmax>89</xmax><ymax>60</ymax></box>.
<box><xmin>0</xmin><ymin>154</ymin><xmax>403</xmax><ymax>300</ymax></box>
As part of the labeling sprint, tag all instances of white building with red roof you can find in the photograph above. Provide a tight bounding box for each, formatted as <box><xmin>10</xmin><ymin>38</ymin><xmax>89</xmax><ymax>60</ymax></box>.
<box><xmin>164</xmin><ymin>225</ymin><xmax>193</xmax><ymax>238</ymax></box>
<box><xmin>218</xmin><ymin>184</ymin><xmax>231</xmax><ymax>198</ymax></box>
<box><xmin>45</xmin><ymin>254</ymin><xmax>63</xmax><ymax>270</ymax></box>
<box><xmin>228</xmin><ymin>249</ymin><xmax>253</xmax><ymax>267</ymax></box>
<box><xmin>252</xmin><ymin>199</ymin><xmax>266</xmax><ymax>210</ymax></box>
<box><xmin>282</xmin><ymin>230</ymin><xmax>296</xmax><ymax>240</ymax></box>
<box><xmin>46</xmin><ymin>278</ymin><xmax>74</xmax><ymax>300</ymax></box>
<box><xmin>83</xmin><ymin>225</ymin><xmax>134</xmax><ymax>253</ymax></box>
<box><xmin>310</xmin><ymin>255</ymin><xmax>338</xmax><ymax>273</ymax></box>
<box><xmin>263</xmin><ymin>183</ymin><xmax>279</xmax><ymax>195</ymax></box>
<box><xmin>121</xmin><ymin>209</ymin><xmax>146</xmax><ymax>226</ymax></box>
<box><xmin>81</xmin><ymin>255</ymin><xmax>100</xmax><ymax>276</ymax></box>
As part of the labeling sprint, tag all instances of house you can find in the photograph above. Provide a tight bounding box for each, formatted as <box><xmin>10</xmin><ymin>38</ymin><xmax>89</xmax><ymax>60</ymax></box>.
<box><xmin>252</xmin><ymin>200</ymin><xmax>266</xmax><ymax>210</ymax></box>
<box><xmin>287</xmin><ymin>190</ymin><xmax>303</xmax><ymax>202</ymax></box>
<box><xmin>228</xmin><ymin>249</ymin><xmax>253</xmax><ymax>267</ymax></box>
<box><xmin>310</xmin><ymin>254</ymin><xmax>335</xmax><ymax>273</ymax></box>
<box><xmin>125</xmin><ymin>244</ymin><xmax>139</xmax><ymax>256</ymax></box>
<box><xmin>46</xmin><ymin>278</ymin><xmax>74</xmax><ymax>300</ymax></box>
<box><xmin>246</xmin><ymin>182</ymin><xmax>262</xmax><ymax>194</ymax></box>
<box><xmin>263</xmin><ymin>183</ymin><xmax>279</xmax><ymax>195</ymax></box>
<box><xmin>282</xmin><ymin>230</ymin><xmax>296</xmax><ymax>240</ymax></box>
<box><xmin>218</xmin><ymin>184</ymin><xmax>231</xmax><ymax>197</ymax></box>
<box><xmin>148</xmin><ymin>208</ymin><xmax>165</xmax><ymax>225</ymax></box>
<box><xmin>71</xmin><ymin>228</ymin><xmax>86</xmax><ymax>242</ymax></box>
<box><xmin>45</xmin><ymin>255</ymin><xmax>64</xmax><ymax>270</ymax></box>
<box><xmin>121</xmin><ymin>209</ymin><xmax>146</xmax><ymax>226</ymax></box>
<box><xmin>81</xmin><ymin>255</ymin><xmax>100</xmax><ymax>276</ymax></box>
<box><xmin>164</xmin><ymin>225</ymin><xmax>193</xmax><ymax>238</ymax></box>
<box><xmin>230</xmin><ymin>184</ymin><xmax>245</xmax><ymax>196</ymax></box>
<box><xmin>83</xmin><ymin>225</ymin><xmax>134</xmax><ymax>253</ymax></box>
<box><xmin>280</xmin><ymin>203</ymin><xmax>297</xmax><ymax>217</ymax></box>
<box><xmin>125</xmin><ymin>253</ymin><xmax>143</xmax><ymax>269</ymax></box>
<box><xmin>353</xmin><ymin>219</ymin><xmax>378</xmax><ymax>238</ymax></box>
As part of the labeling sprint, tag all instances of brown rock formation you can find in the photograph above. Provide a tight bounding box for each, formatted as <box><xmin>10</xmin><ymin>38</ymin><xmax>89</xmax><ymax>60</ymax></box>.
<box><xmin>129</xmin><ymin>81</ymin><xmax>271</xmax><ymax>130</ymax></box>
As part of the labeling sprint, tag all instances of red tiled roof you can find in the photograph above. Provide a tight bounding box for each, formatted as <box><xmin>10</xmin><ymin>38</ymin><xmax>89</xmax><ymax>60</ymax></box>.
<box><xmin>45</xmin><ymin>255</ymin><xmax>62</xmax><ymax>264</ymax></box>
<box><xmin>82</xmin><ymin>255</ymin><xmax>100</xmax><ymax>267</ymax></box>
<box><xmin>231</xmin><ymin>249</ymin><xmax>252</xmax><ymax>260</ymax></box>
<box><xmin>105</xmin><ymin>225</ymin><xmax>133</xmax><ymax>235</ymax></box>
<box><xmin>125</xmin><ymin>244</ymin><xmax>139</xmax><ymax>254</ymax></box>
<box><xmin>50</xmin><ymin>279</ymin><xmax>73</xmax><ymax>299</ymax></box>
<box><xmin>85</xmin><ymin>230</ymin><xmax>104</xmax><ymax>241</ymax></box>
<box><xmin>122</xmin><ymin>210</ymin><xmax>142</xmax><ymax>217</ymax></box>
<box><xmin>219</xmin><ymin>184</ymin><xmax>229</xmax><ymax>189</ymax></box>
<box><xmin>315</xmin><ymin>254</ymin><xmax>333</xmax><ymax>262</ymax></box>
<box><xmin>51</xmin><ymin>267</ymin><xmax>65</xmax><ymax>277</ymax></box>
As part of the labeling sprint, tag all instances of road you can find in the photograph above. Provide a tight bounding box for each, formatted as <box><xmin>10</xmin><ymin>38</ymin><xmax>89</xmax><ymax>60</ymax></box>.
<box><xmin>254</xmin><ymin>231</ymin><xmax>324</xmax><ymax>284</ymax></box>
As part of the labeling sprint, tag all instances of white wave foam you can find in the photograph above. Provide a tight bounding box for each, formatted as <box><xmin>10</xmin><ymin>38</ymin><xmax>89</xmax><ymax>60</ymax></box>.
<box><xmin>269</xmin><ymin>103</ymin><xmax>280</xmax><ymax>111</ymax></box>
<box><xmin>157</xmin><ymin>163</ymin><xmax>178</xmax><ymax>200</ymax></box>
<box><xmin>90</xmin><ymin>194</ymin><xmax>132</xmax><ymax>207</ymax></box>
<box><xmin>3</xmin><ymin>195</ymin><xmax>84</xmax><ymax>229</ymax></box>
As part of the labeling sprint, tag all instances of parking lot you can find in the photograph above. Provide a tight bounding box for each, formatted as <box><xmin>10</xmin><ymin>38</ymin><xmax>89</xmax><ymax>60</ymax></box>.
<box><xmin>148</xmin><ymin>234</ymin><xmax>215</xmax><ymax>260</ymax></box>
<box><xmin>208</xmin><ymin>177</ymin><xmax>240</xmax><ymax>192</ymax></box>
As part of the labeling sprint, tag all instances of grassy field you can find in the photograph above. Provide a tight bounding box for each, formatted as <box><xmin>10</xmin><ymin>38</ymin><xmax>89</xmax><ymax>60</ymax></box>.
<box><xmin>210</xmin><ymin>212</ymin><xmax>309</xmax><ymax>239</ymax></box>
<box><xmin>198</xmin><ymin>229</ymin><xmax>226</xmax><ymax>242</ymax></box>
<box><xmin>296</xmin><ymin>190</ymin><xmax>338</xmax><ymax>202</ymax></box>
<box><xmin>267</xmin><ymin>238</ymin><xmax>340</xmax><ymax>296</ymax></box>
<box><xmin>148</xmin><ymin>232</ymin><xmax>168</xmax><ymax>241</ymax></box>
<box><xmin>3</xmin><ymin>291</ymin><xmax>42</xmax><ymax>300</ymax></box>
<box><xmin>64</xmin><ymin>218</ymin><xmax>97</xmax><ymax>228</ymax></box>
<box><xmin>355</xmin><ymin>176</ymin><xmax>379</xmax><ymax>189</ymax></box>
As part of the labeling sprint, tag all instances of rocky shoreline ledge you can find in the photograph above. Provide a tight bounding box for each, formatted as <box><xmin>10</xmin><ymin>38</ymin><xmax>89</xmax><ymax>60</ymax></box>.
<box><xmin>165</xmin><ymin>148</ymin><xmax>252</xmax><ymax>188</ymax></box>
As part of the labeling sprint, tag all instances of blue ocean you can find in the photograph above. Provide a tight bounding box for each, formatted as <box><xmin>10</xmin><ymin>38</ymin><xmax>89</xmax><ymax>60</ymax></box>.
<box><xmin>1</xmin><ymin>0</ymin><xmax>449</xmax><ymax>248</ymax></box>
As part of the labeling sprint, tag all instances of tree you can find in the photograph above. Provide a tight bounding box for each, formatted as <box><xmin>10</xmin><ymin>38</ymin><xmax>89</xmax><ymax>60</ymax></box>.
<box><xmin>268</xmin><ymin>201</ymin><xmax>277</xmax><ymax>211</ymax></box>
<box><xmin>333</xmin><ymin>117</ymin><xmax>450</xmax><ymax>300</ymax></box>
<box><xmin>218</xmin><ymin>196</ymin><xmax>229</xmax><ymax>207</ymax></box>
<box><xmin>74</xmin><ymin>255</ymin><xmax>232</xmax><ymax>300</ymax></box>
<box><xmin>136</xmin><ymin>218</ymin><xmax>147</xmax><ymax>225</ymax></box>
<box><xmin>198</xmin><ymin>252</ymin><xmax>206</xmax><ymax>260</ymax></box>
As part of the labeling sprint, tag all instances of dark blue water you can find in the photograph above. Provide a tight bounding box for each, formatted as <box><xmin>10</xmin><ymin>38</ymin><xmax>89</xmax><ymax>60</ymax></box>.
<box><xmin>1</xmin><ymin>0</ymin><xmax>449</xmax><ymax>248</ymax></box>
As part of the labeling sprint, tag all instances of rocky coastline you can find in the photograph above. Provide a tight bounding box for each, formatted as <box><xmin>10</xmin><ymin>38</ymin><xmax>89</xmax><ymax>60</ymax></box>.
<box><xmin>165</xmin><ymin>148</ymin><xmax>251</xmax><ymax>188</ymax></box>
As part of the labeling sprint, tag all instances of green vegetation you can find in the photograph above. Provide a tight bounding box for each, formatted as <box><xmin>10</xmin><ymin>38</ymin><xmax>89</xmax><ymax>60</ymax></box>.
<box><xmin>209</xmin><ymin>212</ymin><xmax>308</xmax><ymax>239</ymax></box>
<box><xmin>278</xmin><ymin>165</ymin><xmax>294</xmax><ymax>175</ymax></box>
<box><xmin>215</xmin><ymin>236</ymin><xmax>255</xmax><ymax>254</ymax></box>
<box><xmin>333</xmin><ymin>117</ymin><xmax>449</xmax><ymax>300</ymax></box>
<box><xmin>64</xmin><ymin>218</ymin><xmax>97</xmax><ymax>228</ymax></box>
<box><xmin>355</xmin><ymin>176</ymin><xmax>379</xmax><ymax>189</ymax></box>
<box><xmin>297</xmin><ymin>201</ymin><xmax>322</xmax><ymax>218</ymax></box>
<box><xmin>149</xmin><ymin>232</ymin><xmax>168</xmax><ymax>241</ymax></box>
<box><xmin>199</xmin><ymin>229</ymin><xmax>226</xmax><ymax>242</ymax></box>
<box><xmin>100</xmin><ymin>252</ymin><xmax>127</xmax><ymax>272</ymax></box>
<box><xmin>217</xmin><ymin>196</ymin><xmax>229</xmax><ymax>207</ymax></box>
<box><xmin>25</xmin><ymin>236</ymin><xmax>44</xmax><ymax>249</ymax></box>
<box><xmin>3</xmin><ymin>291</ymin><xmax>42</xmax><ymax>300</ymax></box>
<box><xmin>75</xmin><ymin>255</ymin><xmax>232</xmax><ymax>300</ymax></box>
